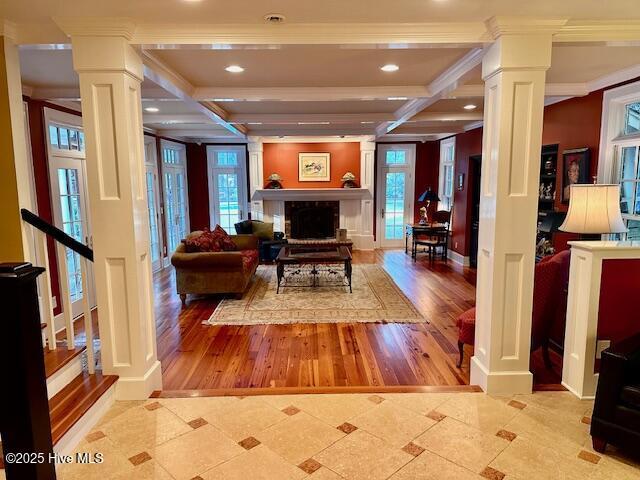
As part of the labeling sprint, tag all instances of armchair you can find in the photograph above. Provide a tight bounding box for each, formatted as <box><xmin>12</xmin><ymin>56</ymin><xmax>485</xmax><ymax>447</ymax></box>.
<box><xmin>234</xmin><ymin>219</ymin><xmax>287</xmax><ymax>262</ymax></box>
<box><xmin>591</xmin><ymin>333</ymin><xmax>640</xmax><ymax>453</ymax></box>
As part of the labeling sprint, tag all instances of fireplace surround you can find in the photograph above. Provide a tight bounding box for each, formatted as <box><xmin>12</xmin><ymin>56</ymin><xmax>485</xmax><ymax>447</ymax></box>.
<box><xmin>285</xmin><ymin>201</ymin><xmax>339</xmax><ymax>239</ymax></box>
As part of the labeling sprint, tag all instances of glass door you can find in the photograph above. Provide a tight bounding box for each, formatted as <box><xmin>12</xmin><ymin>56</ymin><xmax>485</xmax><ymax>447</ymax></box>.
<box><xmin>144</xmin><ymin>139</ymin><xmax>163</xmax><ymax>271</ymax></box>
<box><xmin>207</xmin><ymin>146</ymin><xmax>247</xmax><ymax>232</ymax></box>
<box><xmin>49</xmin><ymin>157</ymin><xmax>94</xmax><ymax>317</ymax></box>
<box><xmin>162</xmin><ymin>142</ymin><xmax>189</xmax><ymax>255</ymax></box>
<box><xmin>376</xmin><ymin>144</ymin><xmax>415</xmax><ymax>248</ymax></box>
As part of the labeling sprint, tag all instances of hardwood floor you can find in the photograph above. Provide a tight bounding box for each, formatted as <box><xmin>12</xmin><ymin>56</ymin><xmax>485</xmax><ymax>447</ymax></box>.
<box><xmin>155</xmin><ymin>250</ymin><xmax>478</xmax><ymax>391</ymax></box>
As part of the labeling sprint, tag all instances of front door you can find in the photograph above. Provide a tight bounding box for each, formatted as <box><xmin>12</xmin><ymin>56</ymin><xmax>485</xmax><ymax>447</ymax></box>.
<box><xmin>376</xmin><ymin>144</ymin><xmax>416</xmax><ymax>248</ymax></box>
<box><xmin>144</xmin><ymin>139</ymin><xmax>163</xmax><ymax>271</ymax></box>
<box><xmin>207</xmin><ymin>146</ymin><xmax>248</xmax><ymax>232</ymax></box>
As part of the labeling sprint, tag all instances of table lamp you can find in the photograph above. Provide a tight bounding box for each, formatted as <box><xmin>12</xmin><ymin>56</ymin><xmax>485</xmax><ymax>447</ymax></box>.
<box><xmin>418</xmin><ymin>188</ymin><xmax>440</xmax><ymax>224</ymax></box>
<box><xmin>559</xmin><ymin>184</ymin><xmax>627</xmax><ymax>235</ymax></box>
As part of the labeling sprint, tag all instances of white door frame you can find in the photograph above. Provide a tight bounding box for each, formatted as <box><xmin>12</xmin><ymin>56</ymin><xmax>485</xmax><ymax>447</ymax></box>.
<box><xmin>44</xmin><ymin>107</ymin><xmax>96</xmax><ymax>317</ymax></box>
<box><xmin>206</xmin><ymin>145</ymin><xmax>248</xmax><ymax>230</ymax></box>
<box><xmin>375</xmin><ymin>143</ymin><xmax>416</xmax><ymax>248</ymax></box>
<box><xmin>144</xmin><ymin>136</ymin><xmax>164</xmax><ymax>271</ymax></box>
<box><xmin>160</xmin><ymin>139</ymin><xmax>190</xmax><ymax>258</ymax></box>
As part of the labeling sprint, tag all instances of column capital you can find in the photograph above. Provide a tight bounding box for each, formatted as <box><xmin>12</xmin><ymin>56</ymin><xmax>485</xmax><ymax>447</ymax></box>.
<box><xmin>482</xmin><ymin>26</ymin><xmax>554</xmax><ymax>80</ymax></box>
<box><xmin>485</xmin><ymin>17</ymin><xmax>568</xmax><ymax>40</ymax></box>
<box><xmin>54</xmin><ymin>17</ymin><xmax>136</xmax><ymax>40</ymax></box>
<box><xmin>247</xmin><ymin>136</ymin><xmax>264</xmax><ymax>153</ymax></box>
<box><xmin>71</xmin><ymin>35</ymin><xmax>143</xmax><ymax>82</ymax></box>
<box><xmin>360</xmin><ymin>136</ymin><xmax>376</xmax><ymax>152</ymax></box>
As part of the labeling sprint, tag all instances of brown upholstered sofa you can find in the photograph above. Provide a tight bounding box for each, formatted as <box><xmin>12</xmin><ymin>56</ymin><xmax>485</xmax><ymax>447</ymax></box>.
<box><xmin>170</xmin><ymin>231</ymin><xmax>259</xmax><ymax>305</ymax></box>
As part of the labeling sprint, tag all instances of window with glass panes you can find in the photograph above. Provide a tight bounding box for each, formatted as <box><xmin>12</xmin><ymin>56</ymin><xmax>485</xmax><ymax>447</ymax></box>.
<box><xmin>439</xmin><ymin>138</ymin><xmax>455</xmax><ymax>210</ymax></box>
<box><xmin>618</xmin><ymin>142</ymin><xmax>640</xmax><ymax>240</ymax></box>
<box><xmin>49</xmin><ymin>124</ymin><xmax>85</xmax><ymax>152</ymax></box>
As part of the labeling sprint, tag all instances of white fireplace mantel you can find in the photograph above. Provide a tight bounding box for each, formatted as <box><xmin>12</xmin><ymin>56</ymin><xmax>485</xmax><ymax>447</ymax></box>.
<box><xmin>252</xmin><ymin>188</ymin><xmax>372</xmax><ymax>202</ymax></box>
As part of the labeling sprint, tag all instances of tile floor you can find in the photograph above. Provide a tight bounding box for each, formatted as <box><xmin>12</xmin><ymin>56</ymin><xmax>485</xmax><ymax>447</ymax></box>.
<box><xmin>8</xmin><ymin>391</ymin><xmax>640</xmax><ymax>480</ymax></box>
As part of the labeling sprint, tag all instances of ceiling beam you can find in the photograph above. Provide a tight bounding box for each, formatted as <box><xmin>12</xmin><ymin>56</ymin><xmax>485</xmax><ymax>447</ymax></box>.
<box><xmin>378</xmin><ymin>48</ymin><xmax>484</xmax><ymax>136</ymax></box>
<box><xmin>140</xmin><ymin>49</ymin><xmax>246</xmax><ymax>138</ymax></box>
<box><xmin>194</xmin><ymin>86</ymin><xmax>431</xmax><ymax>102</ymax></box>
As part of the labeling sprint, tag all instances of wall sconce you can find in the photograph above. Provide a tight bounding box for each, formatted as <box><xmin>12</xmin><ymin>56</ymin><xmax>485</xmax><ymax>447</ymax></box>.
<box><xmin>457</xmin><ymin>173</ymin><xmax>465</xmax><ymax>191</ymax></box>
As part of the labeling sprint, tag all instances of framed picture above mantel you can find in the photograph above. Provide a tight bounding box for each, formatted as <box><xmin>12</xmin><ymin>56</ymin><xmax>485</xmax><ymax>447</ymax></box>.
<box><xmin>298</xmin><ymin>152</ymin><xmax>331</xmax><ymax>182</ymax></box>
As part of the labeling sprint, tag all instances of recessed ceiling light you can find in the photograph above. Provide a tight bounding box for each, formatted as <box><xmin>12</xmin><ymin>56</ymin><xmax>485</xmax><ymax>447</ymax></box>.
<box><xmin>144</xmin><ymin>107</ymin><xmax>159</xmax><ymax>113</ymax></box>
<box><xmin>381</xmin><ymin>64</ymin><xmax>399</xmax><ymax>72</ymax></box>
<box><xmin>264</xmin><ymin>13</ymin><xmax>286</xmax><ymax>23</ymax></box>
<box><xmin>247</xmin><ymin>122</ymin><xmax>263</xmax><ymax>125</ymax></box>
<box><xmin>463</xmin><ymin>104</ymin><xmax>477</xmax><ymax>110</ymax></box>
<box><xmin>387</xmin><ymin>96</ymin><xmax>408</xmax><ymax>101</ymax></box>
<box><xmin>360</xmin><ymin>121</ymin><xmax>375</xmax><ymax>124</ymax></box>
<box><xmin>297</xmin><ymin>122</ymin><xmax>330</xmax><ymax>125</ymax></box>
<box><xmin>212</xmin><ymin>98</ymin><xmax>235</xmax><ymax>102</ymax></box>
<box><xmin>225</xmin><ymin>65</ymin><xmax>245</xmax><ymax>73</ymax></box>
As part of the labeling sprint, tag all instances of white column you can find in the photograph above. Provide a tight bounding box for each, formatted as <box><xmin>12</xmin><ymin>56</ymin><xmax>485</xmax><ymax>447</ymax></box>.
<box><xmin>562</xmin><ymin>241</ymin><xmax>640</xmax><ymax>399</ymax></box>
<box><xmin>247</xmin><ymin>136</ymin><xmax>264</xmax><ymax>221</ymax></box>
<box><xmin>357</xmin><ymin>137</ymin><xmax>376</xmax><ymax>250</ymax></box>
<box><xmin>470</xmin><ymin>22</ymin><xmax>556</xmax><ymax>394</ymax></box>
<box><xmin>72</xmin><ymin>35</ymin><xmax>162</xmax><ymax>399</ymax></box>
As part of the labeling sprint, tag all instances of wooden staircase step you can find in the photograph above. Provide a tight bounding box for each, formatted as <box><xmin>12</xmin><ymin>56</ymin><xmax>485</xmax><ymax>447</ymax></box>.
<box><xmin>44</xmin><ymin>345</ymin><xmax>86</xmax><ymax>379</ymax></box>
<box><xmin>49</xmin><ymin>371</ymin><xmax>118</xmax><ymax>445</ymax></box>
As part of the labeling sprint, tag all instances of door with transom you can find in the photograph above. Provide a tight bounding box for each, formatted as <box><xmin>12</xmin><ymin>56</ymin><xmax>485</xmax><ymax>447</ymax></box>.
<box><xmin>144</xmin><ymin>138</ymin><xmax>164</xmax><ymax>271</ymax></box>
<box><xmin>45</xmin><ymin>108</ymin><xmax>96</xmax><ymax>318</ymax></box>
<box><xmin>207</xmin><ymin>146</ymin><xmax>248</xmax><ymax>232</ymax></box>
<box><xmin>376</xmin><ymin>144</ymin><xmax>416</xmax><ymax>248</ymax></box>
<box><xmin>161</xmin><ymin>141</ymin><xmax>190</xmax><ymax>256</ymax></box>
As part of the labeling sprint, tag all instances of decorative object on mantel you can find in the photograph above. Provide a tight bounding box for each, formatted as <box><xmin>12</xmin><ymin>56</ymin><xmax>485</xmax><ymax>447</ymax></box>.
<box><xmin>562</xmin><ymin>147</ymin><xmax>590</xmax><ymax>204</ymax></box>
<box><xmin>417</xmin><ymin>187</ymin><xmax>440</xmax><ymax>224</ymax></box>
<box><xmin>265</xmin><ymin>173</ymin><xmax>283</xmax><ymax>189</ymax></box>
<box><xmin>336</xmin><ymin>228</ymin><xmax>348</xmax><ymax>241</ymax></box>
<box><xmin>341</xmin><ymin>172</ymin><xmax>357</xmax><ymax>188</ymax></box>
<box><xmin>299</xmin><ymin>152</ymin><xmax>330</xmax><ymax>182</ymax></box>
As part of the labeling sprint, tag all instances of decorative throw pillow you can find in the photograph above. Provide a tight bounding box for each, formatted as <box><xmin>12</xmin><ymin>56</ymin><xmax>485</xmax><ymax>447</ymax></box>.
<box><xmin>234</xmin><ymin>219</ymin><xmax>253</xmax><ymax>235</ymax></box>
<box><xmin>183</xmin><ymin>228</ymin><xmax>222</xmax><ymax>252</ymax></box>
<box><xmin>212</xmin><ymin>225</ymin><xmax>237</xmax><ymax>251</ymax></box>
<box><xmin>252</xmin><ymin>221</ymin><xmax>274</xmax><ymax>240</ymax></box>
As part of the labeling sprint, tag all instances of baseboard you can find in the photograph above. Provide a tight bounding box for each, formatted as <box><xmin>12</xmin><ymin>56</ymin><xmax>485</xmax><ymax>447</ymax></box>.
<box><xmin>114</xmin><ymin>360</ymin><xmax>163</xmax><ymax>400</ymax></box>
<box><xmin>448</xmin><ymin>250</ymin><xmax>470</xmax><ymax>266</ymax></box>
<box><xmin>54</xmin><ymin>381</ymin><xmax>116</xmax><ymax>455</ymax></box>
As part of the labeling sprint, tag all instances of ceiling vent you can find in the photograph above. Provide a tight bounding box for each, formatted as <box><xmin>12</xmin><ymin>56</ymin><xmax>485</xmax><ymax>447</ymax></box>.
<box><xmin>264</xmin><ymin>13</ymin><xmax>286</xmax><ymax>24</ymax></box>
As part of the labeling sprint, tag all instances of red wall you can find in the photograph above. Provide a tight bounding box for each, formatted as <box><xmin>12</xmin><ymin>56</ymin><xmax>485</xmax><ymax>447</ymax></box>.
<box><xmin>598</xmin><ymin>259</ymin><xmax>640</xmax><ymax>343</ymax></box>
<box><xmin>263</xmin><ymin>142</ymin><xmax>360</xmax><ymax>188</ymax></box>
<box><xmin>186</xmin><ymin>143</ymin><xmax>210</xmax><ymax>231</ymax></box>
<box><xmin>449</xmin><ymin>128</ymin><xmax>483</xmax><ymax>256</ymax></box>
<box><xmin>413</xmin><ymin>141</ymin><xmax>441</xmax><ymax>222</ymax></box>
<box><xmin>542</xmin><ymin>91</ymin><xmax>604</xmax><ymax>212</ymax></box>
<box><xmin>434</xmin><ymin>88</ymin><xmax>608</xmax><ymax>258</ymax></box>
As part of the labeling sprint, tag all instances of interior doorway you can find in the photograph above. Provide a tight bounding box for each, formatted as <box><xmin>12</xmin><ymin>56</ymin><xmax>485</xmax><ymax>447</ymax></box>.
<box><xmin>469</xmin><ymin>155</ymin><xmax>482</xmax><ymax>268</ymax></box>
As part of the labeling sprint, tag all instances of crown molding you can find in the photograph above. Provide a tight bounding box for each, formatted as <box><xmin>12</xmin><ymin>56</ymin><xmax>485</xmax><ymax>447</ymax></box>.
<box><xmin>587</xmin><ymin>63</ymin><xmax>640</xmax><ymax>92</ymax></box>
<box><xmin>555</xmin><ymin>21</ymin><xmax>640</xmax><ymax>42</ymax></box>
<box><xmin>0</xmin><ymin>20</ymin><xmax>18</xmax><ymax>41</ymax></box>
<box><xmin>132</xmin><ymin>22</ymin><xmax>488</xmax><ymax>45</ymax></box>
<box><xmin>193</xmin><ymin>85</ymin><xmax>431</xmax><ymax>102</ymax></box>
<box><xmin>53</xmin><ymin>17</ymin><xmax>136</xmax><ymax>39</ymax></box>
<box><xmin>485</xmin><ymin>17</ymin><xmax>569</xmax><ymax>40</ymax></box>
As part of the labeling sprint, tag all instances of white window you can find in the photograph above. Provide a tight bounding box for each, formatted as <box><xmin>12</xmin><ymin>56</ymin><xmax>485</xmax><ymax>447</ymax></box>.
<box><xmin>438</xmin><ymin>137</ymin><xmax>455</xmax><ymax>211</ymax></box>
<box><xmin>599</xmin><ymin>81</ymin><xmax>640</xmax><ymax>240</ymax></box>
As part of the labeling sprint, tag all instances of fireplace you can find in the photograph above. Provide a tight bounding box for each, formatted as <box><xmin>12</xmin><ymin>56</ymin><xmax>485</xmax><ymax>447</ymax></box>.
<box><xmin>285</xmin><ymin>201</ymin><xmax>339</xmax><ymax>239</ymax></box>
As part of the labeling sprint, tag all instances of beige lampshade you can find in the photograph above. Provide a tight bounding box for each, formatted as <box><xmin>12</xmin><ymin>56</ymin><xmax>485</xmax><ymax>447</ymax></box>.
<box><xmin>559</xmin><ymin>184</ymin><xmax>628</xmax><ymax>234</ymax></box>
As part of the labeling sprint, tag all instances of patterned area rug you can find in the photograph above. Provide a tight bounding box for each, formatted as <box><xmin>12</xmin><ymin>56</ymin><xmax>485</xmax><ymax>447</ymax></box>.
<box><xmin>206</xmin><ymin>264</ymin><xmax>425</xmax><ymax>325</ymax></box>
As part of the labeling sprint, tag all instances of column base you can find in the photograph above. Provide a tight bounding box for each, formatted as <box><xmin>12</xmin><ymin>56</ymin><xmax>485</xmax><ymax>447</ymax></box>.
<box><xmin>114</xmin><ymin>360</ymin><xmax>163</xmax><ymax>400</ymax></box>
<box><xmin>470</xmin><ymin>356</ymin><xmax>533</xmax><ymax>395</ymax></box>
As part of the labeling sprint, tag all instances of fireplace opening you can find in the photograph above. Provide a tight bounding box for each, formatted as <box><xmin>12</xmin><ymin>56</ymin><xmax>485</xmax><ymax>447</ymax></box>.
<box><xmin>285</xmin><ymin>201</ymin><xmax>339</xmax><ymax>239</ymax></box>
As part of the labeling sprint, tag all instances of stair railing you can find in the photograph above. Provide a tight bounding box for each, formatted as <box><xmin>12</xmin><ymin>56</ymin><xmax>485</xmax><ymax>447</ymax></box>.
<box><xmin>20</xmin><ymin>208</ymin><xmax>96</xmax><ymax>374</ymax></box>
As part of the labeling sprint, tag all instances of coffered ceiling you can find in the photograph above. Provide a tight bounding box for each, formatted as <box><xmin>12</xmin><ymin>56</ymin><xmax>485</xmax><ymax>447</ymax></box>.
<box><xmin>7</xmin><ymin>1</ymin><xmax>640</xmax><ymax>142</ymax></box>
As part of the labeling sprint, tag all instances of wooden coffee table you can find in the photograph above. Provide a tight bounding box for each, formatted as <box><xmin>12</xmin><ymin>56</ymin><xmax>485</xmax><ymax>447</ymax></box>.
<box><xmin>275</xmin><ymin>245</ymin><xmax>353</xmax><ymax>294</ymax></box>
